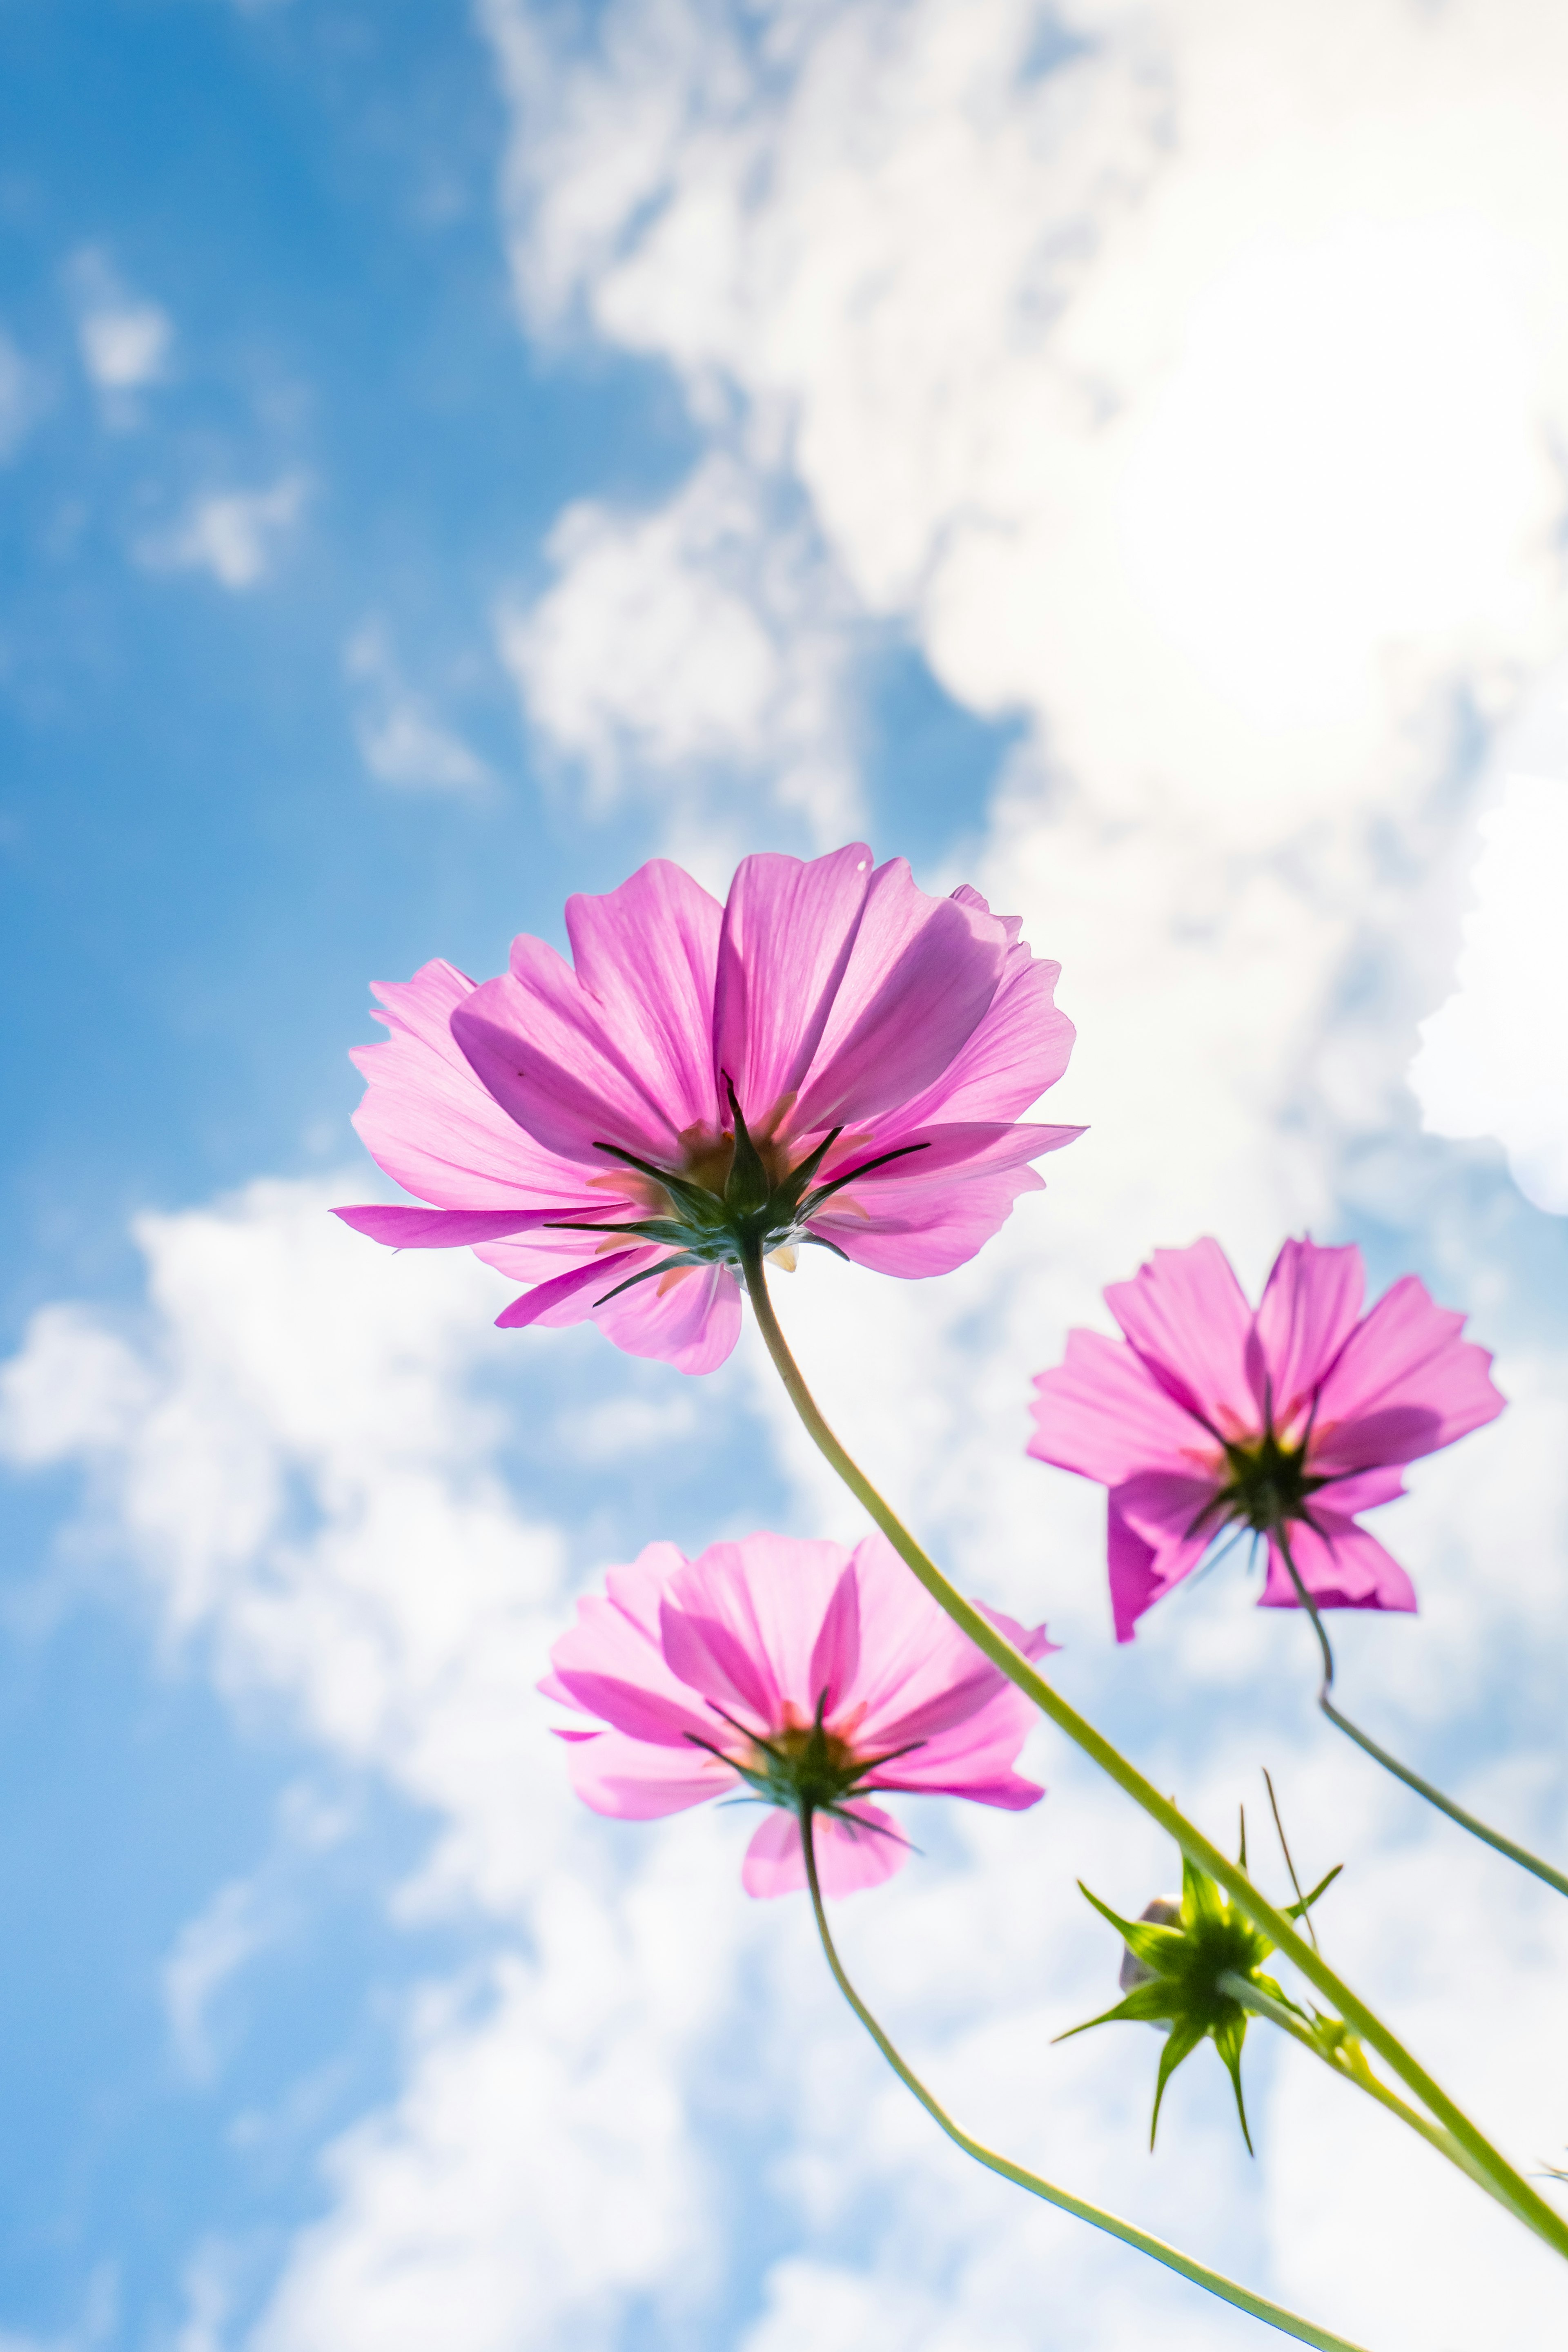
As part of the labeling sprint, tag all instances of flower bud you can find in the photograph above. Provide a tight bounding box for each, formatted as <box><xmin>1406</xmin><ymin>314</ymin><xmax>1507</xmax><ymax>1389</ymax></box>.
<box><xmin>1118</xmin><ymin>1896</ymin><xmax>1181</xmax><ymax>1994</ymax></box>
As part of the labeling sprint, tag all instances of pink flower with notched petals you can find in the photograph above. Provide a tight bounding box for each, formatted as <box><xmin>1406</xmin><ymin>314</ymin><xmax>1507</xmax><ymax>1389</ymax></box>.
<box><xmin>1028</xmin><ymin>1236</ymin><xmax>1505</xmax><ymax>1643</ymax></box>
<box><xmin>542</xmin><ymin>1531</ymin><xmax>1057</xmax><ymax>1897</ymax></box>
<box><xmin>335</xmin><ymin>845</ymin><xmax>1079</xmax><ymax>1374</ymax></box>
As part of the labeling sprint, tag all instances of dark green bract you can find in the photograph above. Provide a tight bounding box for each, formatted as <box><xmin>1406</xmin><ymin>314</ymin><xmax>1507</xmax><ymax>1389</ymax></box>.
<box><xmin>547</xmin><ymin>1080</ymin><xmax>929</xmax><ymax>1306</ymax></box>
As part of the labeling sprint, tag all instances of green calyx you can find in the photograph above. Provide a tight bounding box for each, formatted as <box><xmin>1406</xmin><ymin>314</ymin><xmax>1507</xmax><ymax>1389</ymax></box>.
<box><xmin>720</xmin><ymin>1693</ymin><xmax>917</xmax><ymax>1829</ymax></box>
<box><xmin>546</xmin><ymin>1081</ymin><xmax>929</xmax><ymax>1307</ymax></box>
<box><xmin>1060</xmin><ymin>1838</ymin><xmax>1341</xmax><ymax>2153</ymax></box>
<box><xmin>1207</xmin><ymin>1426</ymin><xmax>1327</xmax><ymax>1540</ymax></box>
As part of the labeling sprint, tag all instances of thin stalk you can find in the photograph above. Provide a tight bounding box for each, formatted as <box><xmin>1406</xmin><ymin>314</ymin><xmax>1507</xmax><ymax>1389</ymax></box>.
<box><xmin>801</xmin><ymin>1817</ymin><xmax>1372</xmax><ymax>2352</ymax></box>
<box><xmin>740</xmin><ymin>1248</ymin><xmax>1568</xmax><ymax>2261</ymax></box>
<box><xmin>1214</xmin><ymin>1972</ymin><xmax>1519</xmax><ymax>2226</ymax></box>
<box><xmin>1270</xmin><ymin>1520</ymin><xmax>1568</xmax><ymax>1901</ymax></box>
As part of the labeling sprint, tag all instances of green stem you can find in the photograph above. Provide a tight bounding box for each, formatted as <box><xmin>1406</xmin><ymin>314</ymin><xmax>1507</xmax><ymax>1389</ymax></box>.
<box><xmin>801</xmin><ymin>1815</ymin><xmax>1372</xmax><ymax>2351</ymax></box>
<box><xmin>740</xmin><ymin>1249</ymin><xmax>1568</xmax><ymax>2262</ymax></box>
<box><xmin>1214</xmin><ymin>1972</ymin><xmax>1521</xmax><ymax>2226</ymax></box>
<box><xmin>1270</xmin><ymin>1520</ymin><xmax>1568</xmax><ymax>1901</ymax></box>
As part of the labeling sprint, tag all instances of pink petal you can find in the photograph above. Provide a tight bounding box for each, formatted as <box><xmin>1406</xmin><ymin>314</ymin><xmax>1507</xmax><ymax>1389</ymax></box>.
<box><xmin>1308</xmin><ymin>1274</ymin><xmax>1506</xmax><ymax>1475</ymax></box>
<box><xmin>591</xmin><ymin>1258</ymin><xmax>743</xmax><ymax>1376</ymax></box>
<box><xmin>1106</xmin><ymin>1470</ymin><xmax>1221</xmax><ymax>1641</ymax></box>
<box><xmin>833</xmin><ymin>1536</ymin><xmax>1053</xmax><ymax>1775</ymax></box>
<box><xmin>811</xmin><ymin>1139</ymin><xmax>1069</xmax><ymax>1278</ymax></box>
<box><xmin>891</xmin><ymin>893</ymin><xmax>1076</xmax><ymax>1125</ymax></box>
<box><xmin>806</xmin><ymin>1565</ymin><xmax>862</xmax><ymax>1718</ymax></box>
<box><xmin>333</xmin><ymin>1204</ymin><xmax>558</xmax><ymax>1248</ymax></box>
<box><xmin>788</xmin><ymin>858</ymin><xmax>1010</xmax><ymax>1134</ymax></box>
<box><xmin>561</xmin><ymin>1728</ymin><xmax>734</xmax><ymax>1820</ymax></box>
<box><xmin>711</xmin><ymin>845</ymin><xmax>878</xmax><ymax>1130</ymax></box>
<box><xmin>548</xmin><ymin>1667</ymin><xmax>715</xmax><ymax>1749</ymax></box>
<box><xmin>561</xmin><ymin>860</ymin><xmax>725</xmax><ymax>1137</ymax></box>
<box><xmin>494</xmin><ymin>1252</ymin><xmax>650</xmax><ymax>1329</ymax></box>
<box><xmin>1249</xmin><ymin>1238</ymin><xmax>1365</xmax><ymax>1434</ymax></box>
<box><xmin>741</xmin><ymin>1804</ymin><xmax>909</xmax><ymax>1899</ymax></box>
<box><xmin>1029</xmin><ymin>1328</ymin><xmax>1219</xmax><ymax>1487</ymax></box>
<box><xmin>350</xmin><ymin>959</ymin><xmax>582</xmax><ymax>1208</ymax></box>
<box><xmin>669</xmin><ymin>1536</ymin><xmax>854</xmax><ymax>1723</ymax></box>
<box><xmin>1260</xmin><ymin>1514</ymin><xmax>1417</xmax><ymax>1613</ymax></box>
<box><xmin>1105</xmin><ymin>1239</ymin><xmax>1259</xmax><ymax>1438</ymax></box>
<box><xmin>452</xmin><ymin>942</ymin><xmax>696</xmax><ymax>1170</ymax></box>
<box><xmin>659</xmin><ymin>1601</ymin><xmax>779</xmax><ymax>1728</ymax></box>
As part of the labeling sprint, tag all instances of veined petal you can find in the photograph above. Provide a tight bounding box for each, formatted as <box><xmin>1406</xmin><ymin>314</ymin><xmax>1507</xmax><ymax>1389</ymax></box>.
<box><xmin>1106</xmin><ymin>1240</ymin><xmax>1258</xmax><ymax>1437</ymax></box>
<box><xmin>892</xmin><ymin>889</ymin><xmax>1075</xmax><ymax>1124</ymax></box>
<box><xmin>1029</xmin><ymin>1329</ymin><xmax>1219</xmax><ymax>1487</ymax></box>
<box><xmin>789</xmin><ymin>858</ymin><xmax>1009</xmax><ymax>1133</ymax></box>
<box><xmin>561</xmin><ymin>1730</ymin><xmax>734</xmax><ymax>1820</ymax></box>
<box><xmin>1308</xmin><ymin>1275</ymin><xmax>1506</xmax><ymax>1473</ymax></box>
<box><xmin>452</xmin><ymin>941</ymin><xmax>696</xmax><ymax>1169</ymax></box>
<box><xmin>806</xmin><ymin>1565</ymin><xmax>862</xmax><ymax>1719</ymax></box>
<box><xmin>713</xmin><ymin>845</ymin><xmax>878</xmax><ymax>1127</ymax></box>
<box><xmin>562</xmin><ymin>860</ymin><xmax>724</xmax><ymax>1137</ymax></box>
<box><xmin>670</xmin><ymin>1536</ymin><xmax>851</xmax><ymax>1719</ymax></box>
<box><xmin>549</xmin><ymin>1668</ymin><xmax>717</xmax><ymax>1750</ymax></box>
<box><xmin>741</xmin><ymin>1804</ymin><xmax>908</xmax><ymax>1899</ymax></box>
<box><xmin>494</xmin><ymin>1252</ymin><xmax>650</xmax><ymax>1329</ymax></box>
<box><xmin>1249</xmin><ymin>1237</ymin><xmax>1365</xmax><ymax>1433</ymax></box>
<box><xmin>350</xmin><ymin>959</ymin><xmax>581</xmax><ymax>1208</ymax></box>
<box><xmin>659</xmin><ymin>1601</ymin><xmax>779</xmax><ymax>1728</ymax></box>
<box><xmin>332</xmin><ymin>1204</ymin><xmax>559</xmax><ymax>1249</ymax></box>
<box><xmin>592</xmin><ymin>1258</ymin><xmax>743</xmax><ymax>1375</ymax></box>
<box><xmin>1107</xmin><ymin>1473</ymin><xmax>1218</xmax><ymax>1641</ymax></box>
<box><xmin>1261</xmin><ymin>1516</ymin><xmax>1417</xmax><ymax>1614</ymax></box>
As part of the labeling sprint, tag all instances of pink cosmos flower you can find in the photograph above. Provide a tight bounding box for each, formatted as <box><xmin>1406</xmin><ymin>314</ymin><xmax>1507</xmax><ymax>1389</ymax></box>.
<box><xmin>335</xmin><ymin>845</ymin><xmax>1079</xmax><ymax>1374</ymax></box>
<box><xmin>1027</xmin><ymin>1236</ymin><xmax>1505</xmax><ymax>1642</ymax></box>
<box><xmin>542</xmin><ymin>1530</ymin><xmax>1056</xmax><ymax>1896</ymax></box>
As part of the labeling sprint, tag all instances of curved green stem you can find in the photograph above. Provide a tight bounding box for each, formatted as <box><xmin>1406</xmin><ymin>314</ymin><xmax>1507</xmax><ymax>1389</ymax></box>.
<box><xmin>1214</xmin><ymin>1972</ymin><xmax>1521</xmax><ymax>2226</ymax></box>
<box><xmin>740</xmin><ymin>1249</ymin><xmax>1568</xmax><ymax>2262</ymax></box>
<box><xmin>801</xmin><ymin>1815</ymin><xmax>1372</xmax><ymax>2351</ymax></box>
<box><xmin>1270</xmin><ymin>1520</ymin><xmax>1568</xmax><ymax>1900</ymax></box>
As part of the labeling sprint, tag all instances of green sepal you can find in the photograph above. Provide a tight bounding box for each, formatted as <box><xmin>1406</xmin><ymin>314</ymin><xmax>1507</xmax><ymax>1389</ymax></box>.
<box><xmin>1150</xmin><ymin>2016</ymin><xmax>1207</xmax><ymax>2149</ymax></box>
<box><xmin>722</xmin><ymin>1079</ymin><xmax>773</xmax><ymax>1216</ymax></box>
<box><xmin>1283</xmin><ymin>1863</ymin><xmax>1342</xmax><ymax>1921</ymax></box>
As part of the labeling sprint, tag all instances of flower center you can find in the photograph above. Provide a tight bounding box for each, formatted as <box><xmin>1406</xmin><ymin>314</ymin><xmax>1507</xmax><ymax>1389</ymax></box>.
<box><xmin>1212</xmin><ymin>1426</ymin><xmax>1325</xmax><ymax>1536</ymax></box>
<box><xmin>744</xmin><ymin>1717</ymin><xmax>870</xmax><ymax>1816</ymax></box>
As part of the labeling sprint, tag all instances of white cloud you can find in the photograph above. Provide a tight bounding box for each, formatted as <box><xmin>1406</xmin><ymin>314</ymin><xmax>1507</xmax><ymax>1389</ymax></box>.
<box><xmin>69</xmin><ymin>249</ymin><xmax>173</xmax><ymax>406</ymax></box>
<box><xmin>496</xmin><ymin>454</ymin><xmax>862</xmax><ymax>858</ymax></box>
<box><xmin>1410</xmin><ymin>771</ymin><xmax>1568</xmax><ymax>1214</ymax></box>
<box><xmin>137</xmin><ymin>474</ymin><xmax>308</xmax><ymax>591</ymax></box>
<box><xmin>344</xmin><ymin>625</ymin><xmax>491</xmax><ymax>794</ymax></box>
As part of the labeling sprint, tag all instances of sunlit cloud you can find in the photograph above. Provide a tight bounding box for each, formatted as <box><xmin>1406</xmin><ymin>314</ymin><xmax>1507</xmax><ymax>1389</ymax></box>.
<box><xmin>1411</xmin><ymin>771</ymin><xmax>1568</xmax><ymax>1214</ymax></box>
<box><xmin>136</xmin><ymin>473</ymin><xmax>309</xmax><ymax>591</ymax></box>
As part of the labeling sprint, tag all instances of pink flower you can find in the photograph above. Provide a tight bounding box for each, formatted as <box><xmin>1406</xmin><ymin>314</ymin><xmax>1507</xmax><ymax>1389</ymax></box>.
<box><xmin>542</xmin><ymin>1530</ymin><xmax>1056</xmax><ymax>1896</ymax></box>
<box><xmin>335</xmin><ymin>846</ymin><xmax>1079</xmax><ymax>1373</ymax></box>
<box><xmin>1027</xmin><ymin>1237</ymin><xmax>1505</xmax><ymax>1642</ymax></box>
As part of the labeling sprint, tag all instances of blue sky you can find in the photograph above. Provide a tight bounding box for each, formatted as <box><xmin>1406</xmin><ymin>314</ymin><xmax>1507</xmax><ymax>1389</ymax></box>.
<box><xmin>4</xmin><ymin>5</ymin><xmax>1568</xmax><ymax>2350</ymax></box>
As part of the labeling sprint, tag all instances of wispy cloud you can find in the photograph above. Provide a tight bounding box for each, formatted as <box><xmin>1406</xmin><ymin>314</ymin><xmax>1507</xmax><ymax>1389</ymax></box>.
<box><xmin>137</xmin><ymin>473</ymin><xmax>308</xmax><ymax>591</ymax></box>
<box><xmin>496</xmin><ymin>454</ymin><xmax>862</xmax><ymax>859</ymax></box>
<box><xmin>345</xmin><ymin>624</ymin><xmax>491</xmax><ymax>794</ymax></box>
<box><xmin>69</xmin><ymin>248</ymin><xmax>173</xmax><ymax>415</ymax></box>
